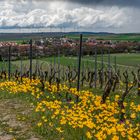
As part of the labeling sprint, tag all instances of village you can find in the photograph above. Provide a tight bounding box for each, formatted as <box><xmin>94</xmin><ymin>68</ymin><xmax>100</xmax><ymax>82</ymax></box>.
<box><xmin>0</xmin><ymin>37</ymin><xmax>140</xmax><ymax>61</ymax></box>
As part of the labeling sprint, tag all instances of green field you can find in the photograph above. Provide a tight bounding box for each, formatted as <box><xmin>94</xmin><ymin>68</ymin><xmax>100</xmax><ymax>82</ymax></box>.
<box><xmin>66</xmin><ymin>34</ymin><xmax>140</xmax><ymax>41</ymax></box>
<box><xmin>0</xmin><ymin>53</ymin><xmax>139</xmax><ymax>73</ymax></box>
<box><xmin>40</xmin><ymin>53</ymin><xmax>140</xmax><ymax>67</ymax></box>
<box><xmin>0</xmin><ymin>33</ymin><xmax>140</xmax><ymax>42</ymax></box>
<box><xmin>0</xmin><ymin>53</ymin><xmax>140</xmax><ymax>140</ymax></box>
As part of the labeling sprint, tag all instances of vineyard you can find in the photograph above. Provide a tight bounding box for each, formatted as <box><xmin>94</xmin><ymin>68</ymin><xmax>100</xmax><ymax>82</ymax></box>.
<box><xmin>0</xmin><ymin>34</ymin><xmax>140</xmax><ymax>140</ymax></box>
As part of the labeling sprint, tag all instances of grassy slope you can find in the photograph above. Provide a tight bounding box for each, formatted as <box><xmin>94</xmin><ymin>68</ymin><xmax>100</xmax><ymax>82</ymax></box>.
<box><xmin>66</xmin><ymin>34</ymin><xmax>140</xmax><ymax>41</ymax></box>
<box><xmin>0</xmin><ymin>79</ymin><xmax>139</xmax><ymax>140</ymax></box>
<box><xmin>0</xmin><ymin>53</ymin><xmax>139</xmax><ymax>76</ymax></box>
<box><xmin>40</xmin><ymin>53</ymin><xmax>140</xmax><ymax>68</ymax></box>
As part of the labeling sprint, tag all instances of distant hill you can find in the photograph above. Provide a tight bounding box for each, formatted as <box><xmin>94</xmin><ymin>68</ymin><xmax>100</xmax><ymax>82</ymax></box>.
<box><xmin>0</xmin><ymin>32</ymin><xmax>140</xmax><ymax>41</ymax></box>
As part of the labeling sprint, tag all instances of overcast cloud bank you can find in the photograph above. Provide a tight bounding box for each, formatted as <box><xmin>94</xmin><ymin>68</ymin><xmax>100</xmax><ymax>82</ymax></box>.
<box><xmin>0</xmin><ymin>0</ymin><xmax>139</xmax><ymax>33</ymax></box>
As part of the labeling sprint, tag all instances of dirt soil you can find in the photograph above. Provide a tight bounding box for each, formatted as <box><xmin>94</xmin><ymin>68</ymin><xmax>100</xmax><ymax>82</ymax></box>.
<box><xmin>0</xmin><ymin>98</ymin><xmax>42</xmax><ymax>140</ymax></box>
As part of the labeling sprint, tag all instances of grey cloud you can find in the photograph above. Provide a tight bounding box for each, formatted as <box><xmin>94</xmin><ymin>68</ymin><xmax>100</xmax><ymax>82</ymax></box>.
<box><xmin>0</xmin><ymin>6</ymin><xmax>127</xmax><ymax>28</ymax></box>
<box><xmin>0</xmin><ymin>0</ymin><xmax>139</xmax><ymax>33</ymax></box>
<box><xmin>53</xmin><ymin>0</ymin><xmax>140</xmax><ymax>7</ymax></box>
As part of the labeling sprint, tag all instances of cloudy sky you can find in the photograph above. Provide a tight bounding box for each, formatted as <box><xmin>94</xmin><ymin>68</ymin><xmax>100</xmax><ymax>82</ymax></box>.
<box><xmin>0</xmin><ymin>0</ymin><xmax>140</xmax><ymax>33</ymax></box>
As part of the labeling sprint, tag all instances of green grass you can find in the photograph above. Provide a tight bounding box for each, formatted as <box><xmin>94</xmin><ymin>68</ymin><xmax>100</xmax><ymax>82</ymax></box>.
<box><xmin>0</xmin><ymin>53</ymin><xmax>139</xmax><ymax>79</ymax></box>
<box><xmin>84</xmin><ymin>53</ymin><xmax>140</xmax><ymax>68</ymax></box>
<box><xmin>0</xmin><ymin>79</ymin><xmax>140</xmax><ymax>140</ymax></box>
<box><xmin>40</xmin><ymin>53</ymin><xmax>140</xmax><ymax>80</ymax></box>
<box><xmin>0</xmin><ymin>38</ymin><xmax>29</xmax><ymax>43</ymax></box>
<box><xmin>40</xmin><ymin>53</ymin><xmax>140</xmax><ymax>69</ymax></box>
<box><xmin>0</xmin><ymin>61</ymin><xmax>18</xmax><ymax>72</ymax></box>
<box><xmin>66</xmin><ymin>34</ymin><xmax>140</xmax><ymax>41</ymax></box>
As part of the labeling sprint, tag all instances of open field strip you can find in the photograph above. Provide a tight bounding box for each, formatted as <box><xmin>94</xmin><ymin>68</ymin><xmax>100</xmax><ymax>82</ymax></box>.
<box><xmin>0</xmin><ymin>78</ymin><xmax>140</xmax><ymax>140</ymax></box>
<box><xmin>0</xmin><ymin>53</ymin><xmax>138</xmax><ymax>71</ymax></box>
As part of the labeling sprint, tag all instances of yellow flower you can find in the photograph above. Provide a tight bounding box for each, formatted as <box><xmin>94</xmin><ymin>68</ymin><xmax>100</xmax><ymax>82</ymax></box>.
<box><xmin>49</xmin><ymin>122</ymin><xmax>53</xmax><ymax>127</ymax></box>
<box><xmin>126</xmin><ymin>120</ymin><xmax>130</xmax><ymax>125</ymax></box>
<box><xmin>56</xmin><ymin>127</ymin><xmax>63</xmax><ymax>133</ymax></box>
<box><xmin>121</xmin><ymin>109</ymin><xmax>125</xmax><ymax>113</ymax></box>
<box><xmin>128</xmin><ymin>136</ymin><xmax>134</xmax><ymax>140</ymax></box>
<box><xmin>130</xmin><ymin>113</ymin><xmax>136</xmax><ymax>119</ymax></box>
<box><xmin>41</xmin><ymin>116</ymin><xmax>46</xmax><ymax>120</ymax></box>
<box><xmin>121</xmin><ymin>132</ymin><xmax>126</xmax><ymax>138</ymax></box>
<box><xmin>37</xmin><ymin>122</ymin><xmax>42</xmax><ymax>127</ymax></box>
<box><xmin>86</xmin><ymin>131</ymin><xmax>92</xmax><ymax>139</ymax></box>
<box><xmin>9</xmin><ymin>128</ymin><xmax>13</xmax><ymax>133</ymax></box>
<box><xmin>112</xmin><ymin>135</ymin><xmax>119</xmax><ymax>140</ymax></box>
<box><xmin>60</xmin><ymin>119</ymin><xmax>66</xmax><ymax>125</ymax></box>
<box><xmin>128</xmin><ymin>83</ymin><xmax>133</xmax><ymax>87</ymax></box>
<box><xmin>44</xmin><ymin>119</ymin><xmax>48</xmax><ymax>122</ymax></box>
<box><xmin>115</xmin><ymin>95</ymin><xmax>120</xmax><ymax>100</ymax></box>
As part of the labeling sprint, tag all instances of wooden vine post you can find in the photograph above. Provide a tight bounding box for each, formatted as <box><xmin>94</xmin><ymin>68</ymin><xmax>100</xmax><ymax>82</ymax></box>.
<box><xmin>8</xmin><ymin>46</ymin><xmax>11</xmax><ymax>81</ymax></box>
<box><xmin>29</xmin><ymin>39</ymin><xmax>33</xmax><ymax>81</ymax></box>
<box><xmin>94</xmin><ymin>47</ymin><xmax>97</xmax><ymax>88</ymax></box>
<box><xmin>76</xmin><ymin>34</ymin><xmax>82</xmax><ymax>102</ymax></box>
<box><xmin>137</xmin><ymin>69</ymin><xmax>140</xmax><ymax>96</ymax></box>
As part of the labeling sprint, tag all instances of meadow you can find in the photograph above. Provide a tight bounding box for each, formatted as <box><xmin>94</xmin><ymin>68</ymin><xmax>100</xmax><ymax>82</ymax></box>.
<box><xmin>0</xmin><ymin>32</ymin><xmax>140</xmax><ymax>139</ymax></box>
<box><xmin>5</xmin><ymin>53</ymin><xmax>138</xmax><ymax>71</ymax></box>
<box><xmin>8</xmin><ymin>53</ymin><xmax>139</xmax><ymax>82</ymax></box>
<box><xmin>66</xmin><ymin>33</ymin><xmax>140</xmax><ymax>41</ymax></box>
<box><xmin>0</xmin><ymin>78</ymin><xmax>140</xmax><ymax>140</ymax></box>
<box><xmin>0</xmin><ymin>52</ymin><xmax>140</xmax><ymax>139</ymax></box>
